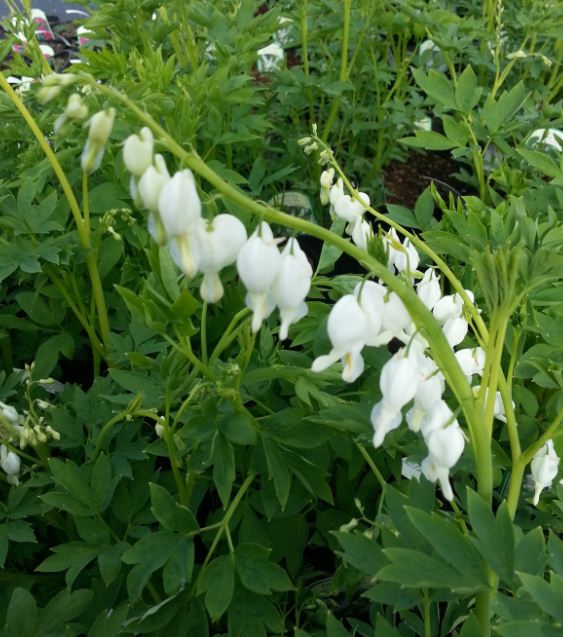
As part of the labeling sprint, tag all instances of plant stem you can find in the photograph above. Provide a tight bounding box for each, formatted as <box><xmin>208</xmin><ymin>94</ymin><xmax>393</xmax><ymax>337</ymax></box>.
<box><xmin>321</xmin><ymin>0</ymin><xmax>351</xmax><ymax>141</ymax></box>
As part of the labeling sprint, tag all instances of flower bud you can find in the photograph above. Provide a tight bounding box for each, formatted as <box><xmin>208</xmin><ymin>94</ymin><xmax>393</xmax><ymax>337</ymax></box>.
<box><xmin>123</xmin><ymin>127</ymin><xmax>154</xmax><ymax>177</ymax></box>
<box><xmin>87</xmin><ymin>108</ymin><xmax>115</xmax><ymax>145</ymax></box>
<box><xmin>158</xmin><ymin>170</ymin><xmax>202</xmax><ymax>237</ymax></box>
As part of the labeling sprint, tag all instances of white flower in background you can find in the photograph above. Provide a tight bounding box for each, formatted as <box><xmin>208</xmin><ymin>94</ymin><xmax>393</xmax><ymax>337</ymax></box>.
<box><xmin>54</xmin><ymin>93</ymin><xmax>88</xmax><ymax>134</ymax></box>
<box><xmin>472</xmin><ymin>385</ymin><xmax>510</xmax><ymax>422</ymax></box>
<box><xmin>237</xmin><ymin>222</ymin><xmax>282</xmax><ymax>333</ymax></box>
<box><xmin>527</xmin><ymin>128</ymin><xmax>563</xmax><ymax>153</ymax></box>
<box><xmin>196</xmin><ymin>214</ymin><xmax>247</xmax><ymax>303</ymax></box>
<box><xmin>0</xmin><ymin>401</ymin><xmax>20</xmax><ymax>425</ymax></box>
<box><xmin>320</xmin><ymin>168</ymin><xmax>335</xmax><ymax>205</ymax></box>
<box><xmin>417</xmin><ymin>269</ymin><xmax>441</xmax><ymax>310</ymax></box>
<box><xmin>371</xmin><ymin>349</ymin><xmax>422</xmax><ymax>447</ymax></box>
<box><xmin>273</xmin><ymin>238</ymin><xmax>312</xmax><ymax>340</ymax></box>
<box><xmin>531</xmin><ymin>439</ymin><xmax>559</xmax><ymax>505</ymax></box>
<box><xmin>311</xmin><ymin>294</ymin><xmax>369</xmax><ymax>382</ymax></box>
<box><xmin>123</xmin><ymin>127</ymin><xmax>154</xmax><ymax>177</ymax></box>
<box><xmin>0</xmin><ymin>445</ymin><xmax>20</xmax><ymax>486</ymax></box>
<box><xmin>256</xmin><ymin>42</ymin><xmax>284</xmax><ymax>73</ymax></box>
<box><xmin>455</xmin><ymin>347</ymin><xmax>486</xmax><ymax>380</ymax></box>
<box><xmin>422</xmin><ymin>422</ymin><xmax>464</xmax><ymax>501</ymax></box>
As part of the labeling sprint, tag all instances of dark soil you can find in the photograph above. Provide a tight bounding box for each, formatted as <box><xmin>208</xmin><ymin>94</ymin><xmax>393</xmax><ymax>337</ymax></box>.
<box><xmin>382</xmin><ymin>150</ymin><xmax>471</xmax><ymax>209</ymax></box>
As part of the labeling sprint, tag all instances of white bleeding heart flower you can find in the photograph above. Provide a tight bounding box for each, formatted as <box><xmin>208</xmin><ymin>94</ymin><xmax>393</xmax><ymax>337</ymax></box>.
<box><xmin>196</xmin><ymin>214</ymin><xmax>248</xmax><ymax>303</ymax></box>
<box><xmin>237</xmin><ymin>222</ymin><xmax>282</xmax><ymax>332</ymax></box>
<box><xmin>422</xmin><ymin>423</ymin><xmax>465</xmax><ymax>501</ymax></box>
<box><xmin>320</xmin><ymin>168</ymin><xmax>335</xmax><ymax>205</ymax></box>
<box><xmin>380</xmin><ymin>290</ymin><xmax>414</xmax><ymax>338</ymax></box>
<box><xmin>531</xmin><ymin>439</ymin><xmax>559</xmax><ymax>506</ymax></box>
<box><xmin>433</xmin><ymin>293</ymin><xmax>463</xmax><ymax>323</ymax></box>
<box><xmin>138</xmin><ymin>154</ymin><xmax>170</xmax><ymax>214</ymax></box>
<box><xmin>158</xmin><ymin>170</ymin><xmax>202</xmax><ymax>237</ymax></box>
<box><xmin>455</xmin><ymin>347</ymin><xmax>486</xmax><ymax>379</ymax></box>
<box><xmin>273</xmin><ymin>238</ymin><xmax>312</xmax><ymax>340</ymax></box>
<box><xmin>371</xmin><ymin>402</ymin><xmax>403</xmax><ymax>448</ymax></box>
<box><xmin>443</xmin><ymin>316</ymin><xmax>469</xmax><ymax>347</ymax></box>
<box><xmin>312</xmin><ymin>294</ymin><xmax>369</xmax><ymax>382</ymax></box>
<box><xmin>354</xmin><ymin>281</ymin><xmax>384</xmax><ymax>346</ymax></box>
<box><xmin>329</xmin><ymin>178</ymin><xmax>345</xmax><ymax>206</ymax></box>
<box><xmin>123</xmin><ymin>127</ymin><xmax>154</xmax><ymax>177</ymax></box>
<box><xmin>81</xmin><ymin>108</ymin><xmax>116</xmax><ymax>173</ymax></box>
<box><xmin>333</xmin><ymin>192</ymin><xmax>369</xmax><ymax>223</ymax></box>
<box><xmin>417</xmin><ymin>268</ymin><xmax>442</xmax><ymax>310</ymax></box>
<box><xmin>0</xmin><ymin>444</ymin><xmax>20</xmax><ymax>485</ymax></box>
<box><xmin>350</xmin><ymin>217</ymin><xmax>374</xmax><ymax>250</ymax></box>
<box><xmin>169</xmin><ymin>232</ymin><xmax>201</xmax><ymax>278</ymax></box>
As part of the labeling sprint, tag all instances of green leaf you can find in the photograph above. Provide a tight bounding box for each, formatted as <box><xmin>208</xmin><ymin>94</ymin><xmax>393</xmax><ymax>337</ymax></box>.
<box><xmin>406</xmin><ymin>508</ymin><xmax>489</xmax><ymax>586</ymax></box>
<box><xmin>514</xmin><ymin>527</ymin><xmax>546</xmax><ymax>576</ymax></box>
<box><xmin>317</xmin><ymin>218</ymin><xmax>346</xmax><ymax>274</ymax></box>
<box><xmin>326</xmin><ymin>611</ymin><xmax>352</xmax><ymax>637</ymax></box>
<box><xmin>414</xmin><ymin>188</ymin><xmax>435</xmax><ymax>229</ymax></box>
<box><xmin>91</xmin><ymin>452</ymin><xmax>113</xmax><ymax>512</ymax></box>
<box><xmin>218</xmin><ymin>410</ymin><xmax>257</xmax><ymax>446</ymax></box>
<box><xmin>443</xmin><ymin>114</ymin><xmax>469</xmax><ymax>147</ymax></box>
<box><xmin>163</xmin><ymin>538</ymin><xmax>195</xmax><ymax>595</ymax></box>
<box><xmin>333</xmin><ymin>531</ymin><xmax>388</xmax><ymax>575</ymax></box>
<box><xmin>411</xmin><ymin>68</ymin><xmax>455</xmax><ymax>108</ymax></box>
<box><xmin>227</xmin><ymin>587</ymin><xmax>284</xmax><ymax>635</ymax></box>
<box><xmin>212</xmin><ymin>433</ymin><xmax>235</xmax><ymax>507</ymax></box>
<box><xmin>149</xmin><ymin>482</ymin><xmax>199</xmax><ymax>532</ymax></box>
<box><xmin>467</xmin><ymin>489</ymin><xmax>514</xmax><ymax>582</ymax></box>
<box><xmin>40</xmin><ymin>588</ymin><xmax>93</xmax><ymax>632</ymax></box>
<box><xmin>379</xmin><ymin>548</ymin><xmax>484</xmax><ymax>592</ymax></box>
<box><xmin>386</xmin><ymin>204</ymin><xmax>418</xmax><ymax>228</ymax></box>
<box><xmin>122</xmin><ymin>530</ymin><xmax>184</xmax><ymax>600</ymax></box>
<box><xmin>455</xmin><ymin>65</ymin><xmax>482</xmax><ymax>112</ymax></box>
<box><xmin>548</xmin><ymin>532</ymin><xmax>563</xmax><ymax>576</ymax></box>
<box><xmin>399</xmin><ymin>130</ymin><xmax>457</xmax><ymax>151</ymax></box>
<box><xmin>5</xmin><ymin>588</ymin><xmax>38</xmax><ymax>637</ymax></box>
<box><xmin>235</xmin><ymin>543</ymin><xmax>294</xmax><ymax>594</ymax></box>
<box><xmin>198</xmin><ymin>554</ymin><xmax>235</xmax><ymax>620</ymax></box>
<box><xmin>518</xmin><ymin>572</ymin><xmax>563</xmax><ymax>623</ymax></box>
<box><xmin>48</xmin><ymin>458</ymin><xmax>92</xmax><ymax>505</ymax></box>
<box><xmin>87</xmin><ymin>604</ymin><xmax>129</xmax><ymax>637</ymax></box>
<box><xmin>481</xmin><ymin>82</ymin><xmax>527</xmax><ymax>133</ymax></box>
<box><xmin>517</xmin><ymin>149</ymin><xmax>562</xmax><ymax>179</ymax></box>
<box><xmin>97</xmin><ymin>542</ymin><xmax>128</xmax><ymax>586</ymax></box>
<box><xmin>35</xmin><ymin>541</ymin><xmax>101</xmax><ymax>587</ymax></box>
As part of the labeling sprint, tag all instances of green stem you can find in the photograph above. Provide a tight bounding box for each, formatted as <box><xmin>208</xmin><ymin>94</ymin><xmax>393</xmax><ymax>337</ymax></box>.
<box><xmin>321</xmin><ymin>0</ymin><xmax>351</xmax><ymax>141</ymax></box>
<box><xmin>422</xmin><ymin>590</ymin><xmax>431</xmax><ymax>637</ymax></box>
<box><xmin>200</xmin><ymin>301</ymin><xmax>208</xmax><ymax>365</ymax></box>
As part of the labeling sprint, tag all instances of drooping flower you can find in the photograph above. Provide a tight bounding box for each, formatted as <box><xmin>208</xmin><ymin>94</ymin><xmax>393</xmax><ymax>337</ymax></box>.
<box><xmin>0</xmin><ymin>445</ymin><xmax>20</xmax><ymax>486</ymax></box>
<box><xmin>530</xmin><ymin>439</ymin><xmax>559</xmax><ymax>506</ymax></box>
<box><xmin>371</xmin><ymin>349</ymin><xmax>422</xmax><ymax>447</ymax></box>
<box><xmin>320</xmin><ymin>168</ymin><xmax>335</xmax><ymax>205</ymax></box>
<box><xmin>272</xmin><ymin>238</ymin><xmax>312</xmax><ymax>340</ymax></box>
<box><xmin>237</xmin><ymin>222</ymin><xmax>282</xmax><ymax>332</ymax></box>
<box><xmin>455</xmin><ymin>347</ymin><xmax>486</xmax><ymax>380</ymax></box>
<box><xmin>417</xmin><ymin>268</ymin><xmax>441</xmax><ymax>310</ymax></box>
<box><xmin>333</xmin><ymin>192</ymin><xmax>370</xmax><ymax>224</ymax></box>
<box><xmin>138</xmin><ymin>154</ymin><xmax>170</xmax><ymax>213</ymax></box>
<box><xmin>384</xmin><ymin>228</ymin><xmax>419</xmax><ymax>273</ymax></box>
<box><xmin>81</xmin><ymin>107</ymin><xmax>116</xmax><ymax>173</ymax></box>
<box><xmin>123</xmin><ymin>127</ymin><xmax>154</xmax><ymax>177</ymax></box>
<box><xmin>158</xmin><ymin>170</ymin><xmax>202</xmax><ymax>277</ymax></box>
<box><xmin>421</xmin><ymin>423</ymin><xmax>464</xmax><ymax>501</ymax></box>
<box><xmin>350</xmin><ymin>218</ymin><xmax>374</xmax><ymax>250</ymax></box>
<box><xmin>196</xmin><ymin>214</ymin><xmax>248</xmax><ymax>303</ymax></box>
<box><xmin>311</xmin><ymin>294</ymin><xmax>369</xmax><ymax>382</ymax></box>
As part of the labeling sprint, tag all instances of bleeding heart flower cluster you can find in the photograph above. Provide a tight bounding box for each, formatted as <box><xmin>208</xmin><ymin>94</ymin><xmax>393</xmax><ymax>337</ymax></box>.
<box><xmin>124</xmin><ymin>131</ymin><xmax>312</xmax><ymax>338</ymax></box>
<box><xmin>312</xmin><ymin>170</ymin><xmax>509</xmax><ymax>500</ymax></box>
